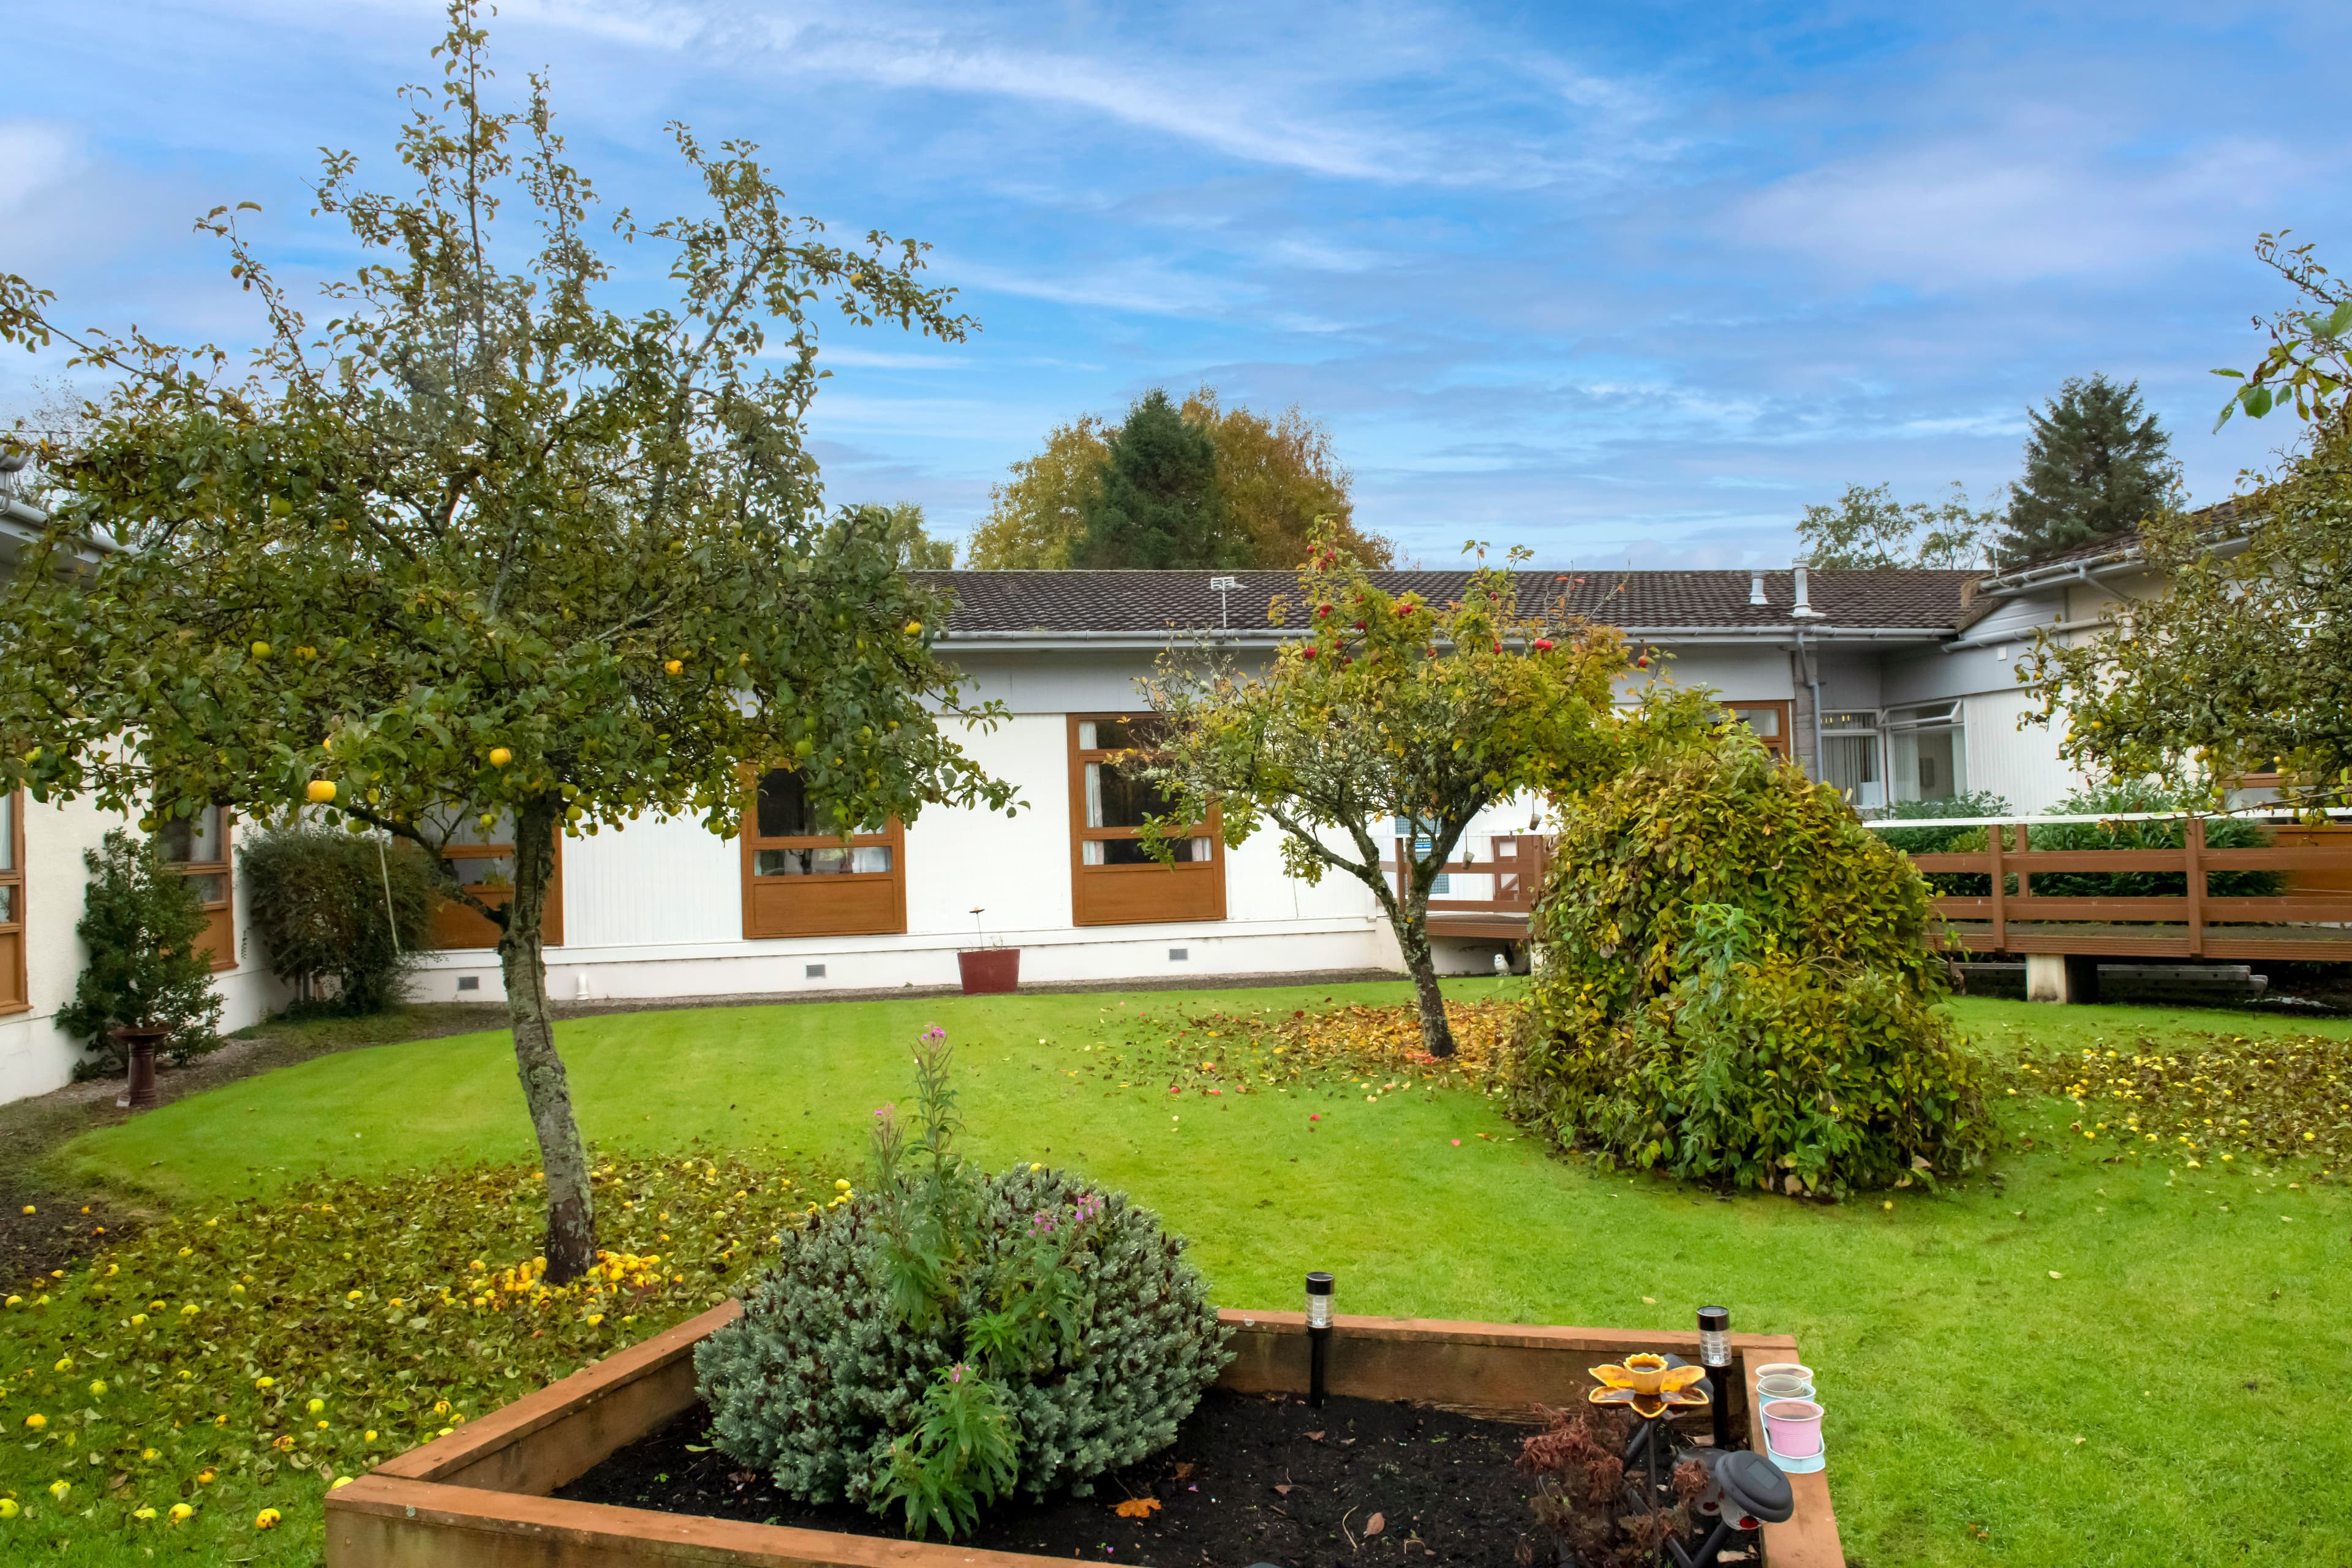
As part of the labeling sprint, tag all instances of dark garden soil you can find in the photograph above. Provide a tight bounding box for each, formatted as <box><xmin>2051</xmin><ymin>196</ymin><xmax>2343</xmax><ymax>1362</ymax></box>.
<box><xmin>557</xmin><ymin>1389</ymin><xmax>1547</xmax><ymax>1568</ymax></box>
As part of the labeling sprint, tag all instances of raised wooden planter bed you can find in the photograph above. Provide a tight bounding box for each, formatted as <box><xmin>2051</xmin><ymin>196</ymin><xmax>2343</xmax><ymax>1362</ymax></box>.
<box><xmin>325</xmin><ymin>1301</ymin><xmax>1844</xmax><ymax>1567</ymax></box>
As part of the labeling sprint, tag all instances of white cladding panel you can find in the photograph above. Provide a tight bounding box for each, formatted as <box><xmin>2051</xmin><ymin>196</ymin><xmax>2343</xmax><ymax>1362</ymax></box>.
<box><xmin>1961</xmin><ymin>687</ymin><xmax>2086</xmax><ymax>815</ymax></box>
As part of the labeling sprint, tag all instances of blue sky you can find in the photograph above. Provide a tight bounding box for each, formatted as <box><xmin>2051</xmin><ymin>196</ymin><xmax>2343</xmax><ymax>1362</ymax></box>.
<box><xmin>3</xmin><ymin>1</ymin><xmax>2345</xmax><ymax>565</ymax></box>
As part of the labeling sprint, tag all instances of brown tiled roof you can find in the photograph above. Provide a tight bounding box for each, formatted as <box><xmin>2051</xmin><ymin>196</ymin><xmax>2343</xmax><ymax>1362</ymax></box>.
<box><xmin>913</xmin><ymin>569</ymin><xmax>1974</xmax><ymax>636</ymax></box>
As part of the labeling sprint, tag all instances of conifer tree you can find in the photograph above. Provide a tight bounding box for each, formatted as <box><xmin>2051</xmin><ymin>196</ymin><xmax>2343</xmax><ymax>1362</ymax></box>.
<box><xmin>1997</xmin><ymin>374</ymin><xmax>2177</xmax><ymax>565</ymax></box>
<box><xmin>1073</xmin><ymin>390</ymin><xmax>1243</xmax><ymax>569</ymax></box>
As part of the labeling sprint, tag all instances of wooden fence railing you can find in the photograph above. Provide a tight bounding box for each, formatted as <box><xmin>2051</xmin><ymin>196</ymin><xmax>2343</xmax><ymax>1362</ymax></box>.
<box><xmin>1909</xmin><ymin>820</ymin><xmax>2352</xmax><ymax>960</ymax></box>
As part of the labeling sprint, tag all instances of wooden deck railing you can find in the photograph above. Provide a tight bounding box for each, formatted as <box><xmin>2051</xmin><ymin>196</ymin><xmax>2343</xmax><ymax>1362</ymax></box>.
<box><xmin>1909</xmin><ymin>820</ymin><xmax>2352</xmax><ymax>960</ymax></box>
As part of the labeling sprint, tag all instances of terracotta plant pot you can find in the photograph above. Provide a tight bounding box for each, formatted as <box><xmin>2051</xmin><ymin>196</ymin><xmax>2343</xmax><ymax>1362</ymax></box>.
<box><xmin>110</xmin><ymin>1025</ymin><xmax>172</xmax><ymax>1112</ymax></box>
<box><xmin>957</xmin><ymin>948</ymin><xmax>1020</xmax><ymax>995</ymax></box>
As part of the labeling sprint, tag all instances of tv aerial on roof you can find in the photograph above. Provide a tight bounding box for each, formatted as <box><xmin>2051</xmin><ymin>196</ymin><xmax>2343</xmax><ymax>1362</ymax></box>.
<box><xmin>1208</xmin><ymin>575</ymin><xmax>1238</xmax><ymax>627</ymax></box>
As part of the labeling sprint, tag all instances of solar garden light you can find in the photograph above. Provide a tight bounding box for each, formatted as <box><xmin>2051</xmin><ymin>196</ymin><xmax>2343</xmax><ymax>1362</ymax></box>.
<box><xmin>1697</xmin><ymin>1305</ymin><xmax>1733</xmax><ymax>1451</ymax></box>
<box><xmin>1305</xmin><ymin>1272</ymin><xmax>1335</xmax><ymax>1406</ymax></box>
<box><xmin>1675</xmin><ymin>1448</ymin><xmax>1795</xmax><ymax>1567</ymax></box>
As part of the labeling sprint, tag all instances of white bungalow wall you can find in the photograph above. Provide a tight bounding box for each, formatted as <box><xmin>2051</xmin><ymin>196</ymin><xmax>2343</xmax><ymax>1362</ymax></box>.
<box><xmin>412</xmin><ymin>649</ymin><xmax>1398</xmax><ymax>1005</ymax></box>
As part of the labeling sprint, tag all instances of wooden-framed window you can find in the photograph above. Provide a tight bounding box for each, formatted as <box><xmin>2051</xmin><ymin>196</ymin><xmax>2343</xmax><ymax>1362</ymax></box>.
<box><xmin>157</xmin><ymin>805</ymin><xmax>236</xmax><ymax>972</ymax></box>
<box><xmin>0</xmin><ymin>791</ymin><xmax>24</xmax><ymax>1011</ymax></box>
<box><xmin>740</xmin><ymin>768</ymin><xmax>907</xmax><ymax>939</ymax></box>
<box><xmin>1068</xmin><ymin>715</ymin><xmax>1224</xmax><ymax>927</ymax></box>
<box><xmin>429</xmin><ymin>812</ymin><xmax>565</xmax><ymax>950</ymax></box>
<box><xmin>1725</xmin><ymin>701</ymin><xmax>1792</xmax><ymax>759</ymax></box>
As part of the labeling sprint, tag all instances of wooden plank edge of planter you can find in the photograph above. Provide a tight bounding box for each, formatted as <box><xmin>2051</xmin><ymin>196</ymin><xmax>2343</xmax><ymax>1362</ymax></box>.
<box><xmin>328</xmin><ymin>1302</ymin><xmax>1843</xmax><ymax>1568</ymax></box>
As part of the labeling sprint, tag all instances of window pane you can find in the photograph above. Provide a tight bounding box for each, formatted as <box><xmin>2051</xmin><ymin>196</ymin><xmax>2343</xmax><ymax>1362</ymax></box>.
<box><xmin>159</xmin><ymin>805</ymin><xmax>225</xmax><ymax>865</ymax></box>
<box><xmin>184</xmin><ymin>872</ymin><xmax>227</xmax><ymax>906</ymax></box>
<box><xmin>1891</xmin><ymin>729</ymin><xmax>1966</xmax><ymax>804</ymax></box>
<box><xmin>1082</xmin><ymin>839</ymin><xmax>1103</xmax><ymax>865</ymax></box>
<box><xmin>444</xmin><ymin>810</ymin><xmax>514</xmax><ymax>848</ymax></box>
<box><xmin>1083</xmin><ymin>716</ymin><xmax>1166</xmax><ymax>753</ymax></box>
<box><xmin>1730</xmin><ymin>706</ymin><xmax>1781</xmax><ymax>738</ymax></box>
<box><xmin>755</xmin><ymin>845</ymin><xmax>892</xmax><ymax>876</ymax></box>
<box><xmin>1085</xmin><ymin>760</ymin><xmax>1177</xmax><ymax>828</ymax></box>
<box><xmin>0</xmin><ymin>884</ymin><xmax>14</xmax><ymax>923</ymax></box>
<box><xmin>1093</xmin><ymin>837</ymin><xmax>1207</xmax><ymax>866</ymax></box>
<box><xmin>1823</xmin><ymin>734</ymin><xmax>1882</xmax><ymax>809</ymax></box>
<box><xmin>0</xmin><ymin>793</ymin><xmax>12</xmax><ymax>872</ymax></box>
<box><xmin>456</xmin><ymin>853</ymin><xmax>516</xmax><ymax>888</ymax></box>
<box><xmin>757</xmin><ymin>769</ymin><xmax>816</xmax><ymax>839</ymax></box>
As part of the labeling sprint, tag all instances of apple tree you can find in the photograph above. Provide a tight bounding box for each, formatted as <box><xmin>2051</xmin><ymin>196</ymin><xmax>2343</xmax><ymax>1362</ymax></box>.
<box><xmin>1138</xmin><ymin>537</ymin><xmax>1706</xmax><ymax>1059</ymax></box>
<box><xmin>0</xmin><ymin>4</ymin><xmax>1015</xmax><ymax>1280</ymax></box>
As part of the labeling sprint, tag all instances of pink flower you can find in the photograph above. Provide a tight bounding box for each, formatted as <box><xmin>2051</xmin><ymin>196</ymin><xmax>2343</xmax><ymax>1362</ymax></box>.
<box><xmin>1309</xmin><ymin>1114</ymin><xmax>1320</xmax><ymax>1121</ymax></box>
<box><xmin>1452</xmin><ymin>1139</ymin><xmax>1461</xmax><ymax>1147</ymax></box>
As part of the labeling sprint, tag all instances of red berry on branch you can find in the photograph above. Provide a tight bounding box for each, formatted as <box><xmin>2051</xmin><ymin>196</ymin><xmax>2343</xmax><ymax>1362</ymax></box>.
<box><xmin>1302</xmin><ymin>646</ymin><xmax>1319</xmax><ymax>660</ymax></box>
<box><xmin>1534</xmin><ymin>638</ymin><xmax>1554</xmax><ymax>652</ymax></box>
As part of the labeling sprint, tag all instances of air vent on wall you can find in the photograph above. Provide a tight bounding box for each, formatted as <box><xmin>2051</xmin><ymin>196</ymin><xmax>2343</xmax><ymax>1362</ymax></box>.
<box><xmin>805</xmin><ymin>963</ymin><xmax>827</xmax><ymax>979</ymax></box>
<box><xmin>1169</xmin><ymin>948</ymin><xmax>1188</xmax><ymax>962</ymax></box>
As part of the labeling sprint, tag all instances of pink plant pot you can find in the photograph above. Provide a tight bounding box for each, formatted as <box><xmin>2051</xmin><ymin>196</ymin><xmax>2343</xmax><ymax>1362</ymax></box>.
<box><xmin>1762</xmin><ymin>1398</ymin><xmax>1825</xmax><ymax>1459</ymax></box>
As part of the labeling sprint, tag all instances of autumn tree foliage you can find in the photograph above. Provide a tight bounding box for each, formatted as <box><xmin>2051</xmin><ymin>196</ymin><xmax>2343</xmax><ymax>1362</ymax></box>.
<box><xmin>964</xmin><ymin>386</ymin><xmax>1390</xmax><ymax>569</ymax></box>
<box><xmin>0</xmin><ymin>5</ymin><xmax>1014</xmax><ymax>1280</ymax></box>
<box><xmin>1139</xmin><ymin>537</ymin><xmax>1700</xmax><ymax>1059</ymax></box>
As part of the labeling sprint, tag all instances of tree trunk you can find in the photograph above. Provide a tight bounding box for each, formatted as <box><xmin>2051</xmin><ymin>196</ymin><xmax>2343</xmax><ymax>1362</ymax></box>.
<box><xmin>498</xmin><ymin>798</ymin><xmax>597</xmax><ymax>1284</ymax></box>
<box><xmin>1396</xmin><ymin>908</ymin><xmax>1458</xmax><ymax>1059</ymax></box>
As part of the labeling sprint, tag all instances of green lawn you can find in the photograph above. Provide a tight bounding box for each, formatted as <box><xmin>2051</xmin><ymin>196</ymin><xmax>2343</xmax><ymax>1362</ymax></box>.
<box><xmin>29</xmin><ymin>983</ymin><xmax>2352</xmax><ymax>1567</ymax></box>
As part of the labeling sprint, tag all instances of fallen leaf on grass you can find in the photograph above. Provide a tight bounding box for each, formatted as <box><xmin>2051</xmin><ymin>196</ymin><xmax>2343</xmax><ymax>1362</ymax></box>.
<box><xmin>1114</xmin><ymin>1497</ymin><xmax>1163</xmax><ymax>1519</ymax></box>
<box><xmin>1306</xmin><ymin>1431</ymin><xmax>1326</xmax><ymax>1441</ymax></box>
<box><xmin>1366</xmin><ymin>1512</ymin><xmax>1387</xmax><ymax>1536</ymax></box>
<box><xmin>2048</xmin><ymin>1270</ymin><xmax>2063</xmax><ymax>1280</ymax></box>
<box><xmin>1273</xmin><ymin>1484</ymin><xmax>1294</xmax><ymax>1496</ymax></box>
<box><xmin>1172</xmin><ymin>1461</ymin><xmax>1196</xmax><ymax>1480</ymax></box>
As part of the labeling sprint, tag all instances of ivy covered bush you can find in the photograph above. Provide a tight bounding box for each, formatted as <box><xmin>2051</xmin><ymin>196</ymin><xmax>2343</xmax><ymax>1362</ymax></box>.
<box><xmin>696</xmin><ymin>1030</ymin><xmax>1229</xmax><ymax>1538</ymax></box>
<box><xmin>1513</xmin><ymin>739</ymin><xmax>1991</xmax><ymax>1196</ymax></box>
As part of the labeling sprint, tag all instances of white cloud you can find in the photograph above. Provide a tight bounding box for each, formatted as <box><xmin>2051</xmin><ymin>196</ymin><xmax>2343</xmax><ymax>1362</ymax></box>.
<box><xmin>1730</xmin><ymin>120</ymin><xmax>2302</xmax><ymax>287</ymax></box>
<box><xmin>0</xmin><ymin>123</ymin><xmax>80</xmax><ymax>220</ymax></box>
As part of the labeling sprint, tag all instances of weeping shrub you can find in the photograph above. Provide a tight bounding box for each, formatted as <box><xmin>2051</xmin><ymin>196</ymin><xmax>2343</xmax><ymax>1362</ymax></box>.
<box><xmin>239</xmin><ymin>826</ymin><xmax>438</xmax><ymax>1012</ymax></box>
<box><xmin>1513</xmin><ymin>739</ymin><xmax>1991</xmax><ymax>1196</ymax></box>
<box><xmin>696</xmin><ymin>1030</ymin><xmax>1229</xmax><ymax>1539</ymax></box>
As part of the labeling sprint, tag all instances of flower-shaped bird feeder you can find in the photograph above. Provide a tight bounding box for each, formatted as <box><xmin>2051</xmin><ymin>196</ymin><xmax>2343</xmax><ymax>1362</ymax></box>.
<box><xmin>1588</xmin><ymin>1353</ymin><xmax>1711</xmax><ymax>1420</ymax></box>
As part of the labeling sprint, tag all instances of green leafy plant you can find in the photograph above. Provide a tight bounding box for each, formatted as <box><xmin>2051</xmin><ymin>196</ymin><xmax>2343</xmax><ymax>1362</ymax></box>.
<box><xmin>1513</xmin><ymin>739</ymin><xmax>1991</xmax><ymax>1196</ymax></box>
<box><xmin>55</xmin><ymin>829</ymin><xmax>224</xmax><ymax>1074</ymax></box>
<box><xmin>1875</xmin><ymin>791</ymin><xmax>2013</xmax><ymax>897</ymax></box>
<box><xmin>239</xmin><ymin>826</ymin><xmax>438</xmax><ymax>1014</ymax></box>
<box><xmin>695</xmin><ymin>1028</ymin><xmax>1229</xmax><ymax>1539</ymax></box>
<box><xmin>2019</xmin><ymin>780</ymin><xmax>2279</xmax><ymax>898</ymax></box>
